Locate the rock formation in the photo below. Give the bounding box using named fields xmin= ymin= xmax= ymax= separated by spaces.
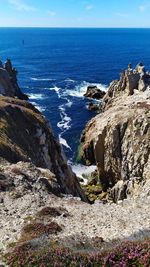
xmin=0 ymin=62 xmax=150 ymax=266
xmin=0 ymin=59 xmax=28 ymax=100
xmin=84 ymin=85 xmax=106 ymax=99
xmin=103 ymin=62 xmax=150 ymax=109
xmin=80 ymin=64 xmax=150 ymax=202
xmin=0 ymin=96 xmax=86 ymax=201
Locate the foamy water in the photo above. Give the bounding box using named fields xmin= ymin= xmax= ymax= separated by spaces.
xmin=27 ymin=78 xmax=107 ymax=156
xmin=66 ymin=81 xmax=107 ymax=98
xmin=30 ymin=102 xmax=46 ymax=112
xmin=70 ymin=163 xmax=97 ymax=184
xmin=31 ymin=77 xmax=55 ymax=81
xmin=29 ymin=93 xmax=46 ymax=100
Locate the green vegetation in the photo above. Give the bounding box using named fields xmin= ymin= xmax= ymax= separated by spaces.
xmin=81 ymin=171 xmax=108 ymax=202
xmin=75 ymin=143 xmax=84 ymax=164
xmin=0 ymin=96 xmax=49 ymax=164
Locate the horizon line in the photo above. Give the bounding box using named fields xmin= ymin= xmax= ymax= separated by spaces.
xmin=0 ymin=26 xmax=150 ymax=29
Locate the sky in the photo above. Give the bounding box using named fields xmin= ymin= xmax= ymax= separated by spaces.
xmin=0 ymin=0 xmax=150 ymax=28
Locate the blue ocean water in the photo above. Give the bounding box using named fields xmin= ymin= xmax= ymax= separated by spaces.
xmin=0 ymin=28 xmax=150 ymax=161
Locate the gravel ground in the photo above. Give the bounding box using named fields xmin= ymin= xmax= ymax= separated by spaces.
xmin=0 ymin=190 xmax=150 ymax=254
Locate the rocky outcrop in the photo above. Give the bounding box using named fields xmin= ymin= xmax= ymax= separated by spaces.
xmin=84 ymin=85 xmax=106 ymax=99
xmin=103 ymin=63 xmax=150 ymax=109
xmin=80 ymin=64 xmax=150 ymax=202
xmin=0 ymin=59 xmax=28 ymax=100
xmin=0 ymin=96 xmax=86 ymax=201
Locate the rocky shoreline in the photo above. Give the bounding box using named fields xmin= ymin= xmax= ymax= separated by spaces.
xmin=80 ymin=63 xmax=150 ymax=202
xmin=0 ymin=60 xmax=150 ymax=266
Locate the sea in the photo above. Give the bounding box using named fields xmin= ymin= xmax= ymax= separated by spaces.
xmin=0 ymin=28 xmax=150 ymax=174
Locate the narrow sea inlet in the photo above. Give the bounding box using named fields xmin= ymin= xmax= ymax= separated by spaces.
xmin=0 ymin=28 xmax=150 ymax=162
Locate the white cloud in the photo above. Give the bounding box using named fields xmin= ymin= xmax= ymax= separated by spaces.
xmin=85 ymin=5 xmax=93 ymax=10
xmin=139 ymin=5 xmax=146 ymax=12
xmin=8 ymin=0 xmax=36 ymax=11
xmin=47 ymin=11 xmax=56 ymax=17
xmin=139 ymin=4 xmax=150 ymax=12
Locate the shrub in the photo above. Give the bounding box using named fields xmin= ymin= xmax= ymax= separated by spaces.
xmin=4 ymin=238 xmax=150 ymax=267
xmin=21 ymin=222 xmax=62 ymax=241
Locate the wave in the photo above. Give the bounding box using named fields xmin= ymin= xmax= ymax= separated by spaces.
xmin=28 ymin=93 xmax=46 ymax=100
xmin=65 ymin=99 xmax=73 ymax=107
xmin=57 ymin=103 xmax=72 ymax=131
xmin=49 ymin=86 xmax=61 ymax=98
xmin=31 ymin=77 xmax=55 ymax=81
xmin=49 ymin=81 xmax=107 ymax=100
xmin=64 ymin=78 xmax=76 ymax=83
xmin=66 ymin=81 xmax=107 ymax=98
xmin=30 ymin=102 xmax=46 ymax=112
xmin=57 ymin=97 xmax=72 ymax=150
xmin=59 ymin=135 xmax=72 ymax=150
xmin=70 ymin=163 xmax=97 ymax=183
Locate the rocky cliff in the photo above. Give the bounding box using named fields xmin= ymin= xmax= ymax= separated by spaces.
xmin=0 ymin=59 xmax=28 ymax=100
xmin=80 ymin=64 xmax=150 ymax=201
xmin=103 ymin=62 xmax=150 ymax=108
xmin=0 ymin=96 xmax=86 ymax=201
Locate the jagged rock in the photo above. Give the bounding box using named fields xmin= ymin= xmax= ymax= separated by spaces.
xmin=103 ymin=63 xmax=150 ymax=109
xmin=0 ymin=96 xmax=86 ymax=201
xmin=84 ymin=85 xmax=105 ymax=100
xmin=0 ymin=59 xmax=28 ymax=100
xmin=80 ymin=64 xmax=150 ymax=200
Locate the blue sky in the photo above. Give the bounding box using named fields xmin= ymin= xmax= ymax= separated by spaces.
xmin=0 ymin=0 xmax=150 ymax=27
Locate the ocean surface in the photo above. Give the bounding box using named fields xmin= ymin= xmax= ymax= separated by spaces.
xmin=0 ymin=28 xmax=150 ymax=164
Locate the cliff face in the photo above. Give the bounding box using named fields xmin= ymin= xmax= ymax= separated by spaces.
xmin=0 ymin=59 xmax=28 ymax=100
xmin=0 ymin=96 xmax=86 ymax=200
xmin=81 ymin=64 xmax=150 ymax=201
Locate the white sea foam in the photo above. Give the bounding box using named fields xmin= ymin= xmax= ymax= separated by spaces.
xmin=57 ymin=112 xmax=72 ymax=130
xmin=31 ymin=77 xmax=55 ymax=81
xmin=57 ymin=97 xmax=72 ymax=132
xmin=65 ymin=78 xmax=76 ymax=83
xmin=65 ymin=99 xmax=73 ymax=107
xmin=66 ymin=81 xmax=107 ymax=98
xmin=30 ymin=102 xmax=46 ymax=112
xmin=70 ymin=163 xmax=97 ymax=184
xmin=29 ymin=93 xmax=45 ymax=100
xmin=59 ymin=135 xmax=72 ymax=150
xmin=49 ymin=86 xmax=61 ymax=98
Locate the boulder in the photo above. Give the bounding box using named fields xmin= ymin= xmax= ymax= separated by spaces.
xmin=84 ymin=85 xmax=105 ymax=100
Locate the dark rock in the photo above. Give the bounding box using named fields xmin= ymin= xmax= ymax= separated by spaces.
xmin=84 ymin=86 xmax=105 ymax=100
xmin=0 ymin=59 xmax=28 ymax=100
